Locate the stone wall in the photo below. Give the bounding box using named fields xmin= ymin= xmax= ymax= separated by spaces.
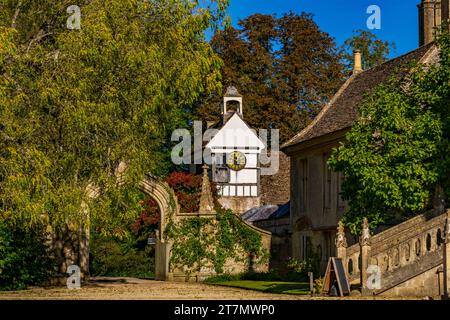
xmin=260 ymin=151 xmax=290 ymax=206
xmin=169 ymin=215 xmax=272 ymax=282
xmin=253 ymin=217 xmax=291 ymax=271
xmin=382 ymin=265 xmax=443 ymax=297
xmin=219 ymin=196 xmax=260 ymax=214
xmin=46 ymin=224 xmax=90 ymax=286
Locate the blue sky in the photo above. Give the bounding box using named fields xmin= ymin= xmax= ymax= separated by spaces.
xmin=219 ymin=0 xmax=420 ymax=58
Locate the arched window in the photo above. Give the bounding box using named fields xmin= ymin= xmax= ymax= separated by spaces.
xmin=426 ymin=233 xmax=432 ymax=251
xmin=437 ymin=229 xmax=442 ymax=247
xmin=415 ymin=239 xmax=421 ymax=257
xmin=348 ymin=259 xmax=354 ymax=275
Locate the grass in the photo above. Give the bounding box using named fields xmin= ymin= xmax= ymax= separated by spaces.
xmin=211 ymin=280 xmax=310 ymax=295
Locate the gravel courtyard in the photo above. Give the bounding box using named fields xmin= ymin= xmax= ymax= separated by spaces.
xmin=0 ymin=277 xmax=302 ymax=300
xmin=0 ymin=277 xmax=425 ymax=300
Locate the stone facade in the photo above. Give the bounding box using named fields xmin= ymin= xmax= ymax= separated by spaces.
xmin=219 ymin=196 xmax=261 ymax=214
xmin=259 ymin=151 xmax=290 ymax=206
xmin=286 ymin=137 xmax=350 ymax=272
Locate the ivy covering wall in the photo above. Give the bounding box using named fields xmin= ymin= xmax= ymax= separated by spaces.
xmin=167 ymin=208 xmax=269 ymax=275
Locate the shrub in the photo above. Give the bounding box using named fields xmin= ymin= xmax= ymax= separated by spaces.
xmin=89 ymin=235 xmax=154 ymax=278
xmin=204 ymin=273 xmax=242 ymax=283
xmin=286 ymin=257 xmax=314 ymax=273
xmin=314 ymin=277 xmax=324 ymax=294
xmin=0 ymin=221 xmax=54 ymax=291
xmin=166 ymin=171 xmax=203 ymax=212
xmin=205 ymin=271 xmax=308 ymax=284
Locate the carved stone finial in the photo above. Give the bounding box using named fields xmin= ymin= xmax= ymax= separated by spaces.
xmin=336 ymin=220 xmax=347 ymax=248
xmin=360 ymin=217 xmax=371 ymax=246
xmin=199 ymin=164 xmax=215 ymax=213
xmin=445 ymin=214 xmax=450 ymax=244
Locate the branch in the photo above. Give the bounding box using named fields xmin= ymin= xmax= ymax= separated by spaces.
xmin=11 ymin=0 xmax=22 ymax=28
xmin=26 ymin=30 xmax=52 ymax=54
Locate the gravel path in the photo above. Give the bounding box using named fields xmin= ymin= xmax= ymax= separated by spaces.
xmin=0 ymin=277 xmax=302 ymax=300
xmin=0 ymin=277 xmax=424 ymax=300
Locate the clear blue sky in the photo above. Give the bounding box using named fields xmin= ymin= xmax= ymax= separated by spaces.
xmin=219 ymin=0 xmax=421 ymax=58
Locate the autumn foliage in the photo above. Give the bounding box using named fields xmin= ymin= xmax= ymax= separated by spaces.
xmin=196 ymin=13 xmax=345 ymax=143
xmin=131 ymin=172 xmax=204 ymax=235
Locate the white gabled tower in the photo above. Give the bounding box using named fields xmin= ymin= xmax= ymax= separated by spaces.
xmin=206 ymin=86 xmax=265 ymax=214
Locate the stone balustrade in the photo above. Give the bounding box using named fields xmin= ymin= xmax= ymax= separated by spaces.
xmin=336 ymin=209 xmax=450 ymax=296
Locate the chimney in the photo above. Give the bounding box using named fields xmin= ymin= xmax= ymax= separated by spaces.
xmin=419 ymin=0 xmax=437 ymax=46
xmin=353 ymin=50 xmax=363 ymax=74
xmin=435 ymin=1 xmax=442 ymax=28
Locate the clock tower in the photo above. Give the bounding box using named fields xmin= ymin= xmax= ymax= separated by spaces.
xmin=206 ymin=87 xmax=265 ymax=214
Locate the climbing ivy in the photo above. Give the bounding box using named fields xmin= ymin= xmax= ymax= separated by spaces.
xmin=167 ymin=217 xmax=215 ymax=273
xmin=167 ymin=208 xmax=268 ymax=275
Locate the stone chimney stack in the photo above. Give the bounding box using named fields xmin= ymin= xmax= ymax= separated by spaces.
xmin=436 ymin=1 xmax=442 ymax=27
xmin=418 ymin=0 xmax=450 ymax=46
xmin=353 ymin=50 xmax=363 ymax=74
xmin=419 ymin=0 xmax=436 ymax=46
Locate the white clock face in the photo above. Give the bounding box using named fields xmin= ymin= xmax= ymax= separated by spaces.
xmin=227 ymin=151 xmax=246 ymax=171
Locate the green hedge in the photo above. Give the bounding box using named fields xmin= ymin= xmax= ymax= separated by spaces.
xmin=0 ymin=222 xmax=54 ymax=291
xmin=205 ymin=270 xmax=308 ymax=284
xmin=89 ymin=235 xmax=154 ymax=278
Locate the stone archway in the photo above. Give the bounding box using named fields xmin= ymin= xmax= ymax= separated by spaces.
xmin=140 ymin=174 xmax=179 ymax=240
xmin=139 ymin=174 xmax=179 ymax=280
xmin=78 ymin=172 xmax=180 ymax=281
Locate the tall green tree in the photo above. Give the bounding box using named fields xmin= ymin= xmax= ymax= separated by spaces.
xmin=195 ymin=12 xmax=344 ymax=143
xmin=0 ymin=0 xmax=229 ymax=235
xmin=340 ymin=29 xmax=395 ymax=72
xmin=328 ymin=29 xmax=450 ymax=235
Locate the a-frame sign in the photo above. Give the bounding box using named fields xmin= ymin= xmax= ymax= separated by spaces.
xmin=322 ymin=257 xmax=350 ymax=297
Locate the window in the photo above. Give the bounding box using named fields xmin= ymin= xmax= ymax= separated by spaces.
xmin=213 ymin=167 xmax=230 ymax=183
xmin=337 ymin=171 xmax=346 ymax=209
xmin=301 ymin=235 xmax=312 ymax=260
xmin=324 ymin=232 xmax=333 ymax=258
xmin=323 ymin=153 xmax=332 ymax=211
xmin=299 ymin=159 xmax=308 ymax=212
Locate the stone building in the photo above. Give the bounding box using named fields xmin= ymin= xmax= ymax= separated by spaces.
xmin=281 ymin=0 xmax=446 ymax=273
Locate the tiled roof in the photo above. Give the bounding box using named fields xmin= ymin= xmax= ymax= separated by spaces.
xmin=241 ymin=202 xmax=290 ymax=223
xmin=282 ymin=43 xmax=437 ymax=150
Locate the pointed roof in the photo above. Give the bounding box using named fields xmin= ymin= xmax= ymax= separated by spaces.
xmin=206 ymin=113 xmax=265 ymax=152
xmin=224 ymin=86 xmax=242 ymax=97
xmin=282 ymin=43 xmax=438 ymax=152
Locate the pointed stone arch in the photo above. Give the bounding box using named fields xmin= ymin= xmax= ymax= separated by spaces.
xmin=139 ymin=174 xmax=180 ymax=280
xmin=80 ymin=173 xmax=180 ymax=281
xmin=140 ymin=174 xmax=179 ymax=240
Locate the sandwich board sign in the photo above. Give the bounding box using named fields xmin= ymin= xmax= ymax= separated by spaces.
xmin=322 ymin=257 xmax=350 ymax=297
